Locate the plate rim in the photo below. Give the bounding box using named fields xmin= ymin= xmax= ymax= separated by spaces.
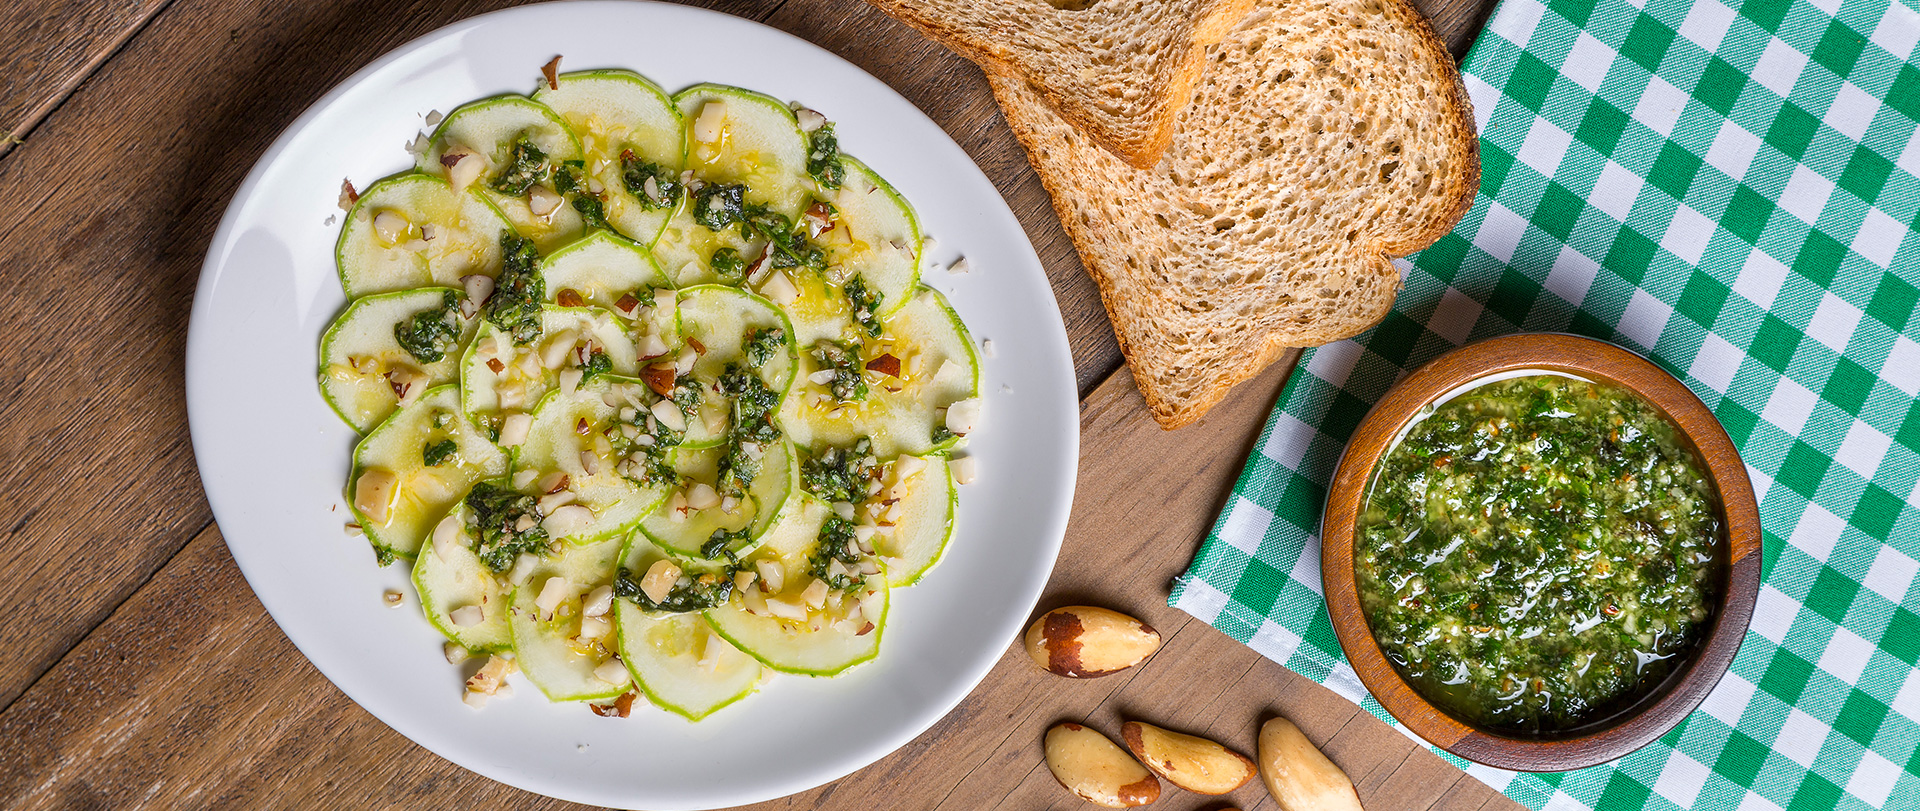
xmin=184 ymin=2 xmax=1079 ymax=806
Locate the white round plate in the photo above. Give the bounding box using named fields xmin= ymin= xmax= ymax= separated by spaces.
xmin=185 ymin=3 xmax=1078 ymax=808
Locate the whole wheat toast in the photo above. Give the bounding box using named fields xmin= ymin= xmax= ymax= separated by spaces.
xmin=867 ymin=0 xmax=1255 ymax=168
xmin=991 ymin=0 xmax=1479 ymax=429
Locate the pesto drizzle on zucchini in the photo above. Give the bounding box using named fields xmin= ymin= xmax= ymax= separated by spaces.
xmin=394 ymin=290 xmax=462 ymax=363
xmin=484 ymin=232 xmax=544 ymax=345
xmin=1356 ymin=375 xmax=1719 ymax=734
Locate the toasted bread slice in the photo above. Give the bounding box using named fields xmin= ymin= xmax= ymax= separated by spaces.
xmin=990 ymin=0 xmax=1479 ymax=429
xmin=868 ymin=0 xmax=1255 ymax=168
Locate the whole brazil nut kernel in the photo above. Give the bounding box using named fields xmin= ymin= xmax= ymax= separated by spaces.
xmin=1120 ymin=721 xmax=1257 ymax=794
xmin=1023 ymin=606 xmax=1161 ymax=678
xmin=1044 ymin=722 xmax=1161 ymax=807
xmin=1258 ymin=717 xmax=1364 ymax=811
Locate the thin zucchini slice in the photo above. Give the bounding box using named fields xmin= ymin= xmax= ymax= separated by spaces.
xmin=613 ymin=536 xmax=763 ymax=719
xmin=704 ymin=498 xmax=888 ymax=676
xmin=771 ymin=157 xmax=921 ymax=344
xmin=654 ymin=85 xmax=812 ymax=285
xmin=512 ymin=375 xmax=677 ymax=544
xmin=460 ymin=306 xmax=639 ymax=436
xmin=413 ymin=499 xmax=513 ymax=653
xmin=870 ymin=455 xmax=954 ymax=587
xmin=348 ymin=385 xmax=509 ymax=559
xmin=337 ymin=173 xmax=512 ymax=298
xmin=417 ymin=95 xmax=588 ymax=253
xmin=780 ymin=286 xmax=980 ymax=459
xmin=534 ymin=71 xmax=686 ymax=246
xmin=638 ymin=441 xmax=795 ymax=560
xmin=321 ymin=288 xmax=480 ymax=433
xmin=674 ymin=285 xmax=797 ymax=448
xmin=509 ymin=537 xmax=629 ymax=702
xmin=541 ymin=230 xmax=677 ymax=342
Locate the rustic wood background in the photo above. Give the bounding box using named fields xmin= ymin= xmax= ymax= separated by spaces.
xmin=0 ymin=0 xmax=1513 ymax=807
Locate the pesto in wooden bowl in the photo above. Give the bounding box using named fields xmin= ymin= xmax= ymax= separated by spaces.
xmin=1355 ymin=374 xmax=1720 ymax=735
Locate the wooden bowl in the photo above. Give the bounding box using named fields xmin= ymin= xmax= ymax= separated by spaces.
xmin=1320 ymin=333 xmax=1762 ymax=771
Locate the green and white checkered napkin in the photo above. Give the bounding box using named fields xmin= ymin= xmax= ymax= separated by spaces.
xmin=1168 ymin=0 xmax=1920 ymax=806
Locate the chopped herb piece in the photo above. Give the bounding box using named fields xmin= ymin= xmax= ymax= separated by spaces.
xmin=671 ymin=378 xmax=701 ymax=417
xmin=485 ymin=232 xmax=545 ymax=345
xmin=571 ymin=192 xmax=608 ymax=229
xmin=373 ymin=545 xmax=397 ymax=567
xmin=800 ymin=438 xmax=877 ymax=503
xmin=491 ymin=137 xmax=551 ymax=196
xmin=554 ymin=161 xmax=608 ymax=229
xmin=811 ymin=339 xmax=866 ymax=402
xmin=553 ymin=160 xmax=585 ymax=194
xmin=465 ymin=481 xmax=549 ymax=573
xmin=692 ymin=182 xmax=746 ymax=230
xmin=620 ymin=152 xmax=681 ymax=210
xmin=699 ymin=527 xmax=755 ymax=563
xmin=844 ymin=275 xmax=882 ymax=337
xmin=618 ymin=445 xmax=677 ymax=487
xmin=579 ymin=350 xmax=613 ymax=381
xmin=931 ymin=425 xmax=957 ymax=445
xmin=394 ymin=290 xmax=461 ymax=362
xmin=422 ymin=439 xmax=458 ymax=466
xmin=719 ymin=362 xmax=782 ymax=445
xmin=614 ymin=565 xmax=733 ymax=613
xmin=744 ymin=326 xmax=788 ymax=367
xmin=710 ymin=247 xmax=747 ymax=281
xmin=807 ymin=516 xmax=864 ymax=591
xmin=806 ymin=123 xmax=845 ymax=190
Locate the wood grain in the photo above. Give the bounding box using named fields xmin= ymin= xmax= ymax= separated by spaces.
xmin=0 ymin=362 xmax=1516 ymax=811
xmin=0 ymin=0 xmax=173 ymax=159
xmin=0 ymin=0 xmax=1514 ymax=807
xmin=0 ymin=0 xmax=1111 ymax=716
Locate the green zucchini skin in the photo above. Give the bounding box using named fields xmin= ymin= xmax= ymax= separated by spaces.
xmin=324 ymin=77 xmax=990 ymax=717
xmin=417 ymin=95 xmax=588 ymax=254
xmin=413 ymin=497 xmax=513 ymax=654
xmin=614 ymin=535 xmax=763 ymax=720
xmin=780 ymin=285 xmax=980 ymax=460
xmin=701 ymin=498 xmax=889 ymax=677
xmin=535 ymin=70 xmax=687 ymax=247
xmin=510 ymin=537 xmax=629 ymax=703
xmin=320 ymin=287 xmax=480 ymax=433
xmin=348 ymin=384 xmax=508 ymax=560
xmin=336 ymin=172 xmax=512 ymax=299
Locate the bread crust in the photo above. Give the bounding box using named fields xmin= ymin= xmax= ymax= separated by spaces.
xmin=988 ymin=0 xmax=1480 ymax=429
xmin=866 ymin=0 xmax=1257 ymax=168
xmin=1372 ymin=0 xmax=1480 ymax=256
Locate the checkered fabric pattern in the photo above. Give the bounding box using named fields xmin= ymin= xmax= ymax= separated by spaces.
xmin=1168 ymin=0 xmax=1920 ymax=807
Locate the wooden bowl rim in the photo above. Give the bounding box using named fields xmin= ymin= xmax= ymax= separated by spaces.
xmin=1320 ymin=332 xmax=1762 ymax=772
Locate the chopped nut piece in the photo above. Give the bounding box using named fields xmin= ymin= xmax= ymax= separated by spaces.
xmin=590 ymin=690 xmax=638 ymax=717
xmin=865 ymin=353 xmax=902 ymax=378
xmin=465 ymin=654 xmax=518 ymax=696
xmin=353 ymin=469 xmax=399 ymax=525
xmin=641 ymin=559 xmax=682 ymax=604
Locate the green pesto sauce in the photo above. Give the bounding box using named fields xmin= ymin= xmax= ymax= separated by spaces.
xmin=1356 ymin=375 xmax=1720 ymax=735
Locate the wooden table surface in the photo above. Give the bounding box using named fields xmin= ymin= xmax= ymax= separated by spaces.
xmin=0 ymin=0 xmax=1515 ymax=808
